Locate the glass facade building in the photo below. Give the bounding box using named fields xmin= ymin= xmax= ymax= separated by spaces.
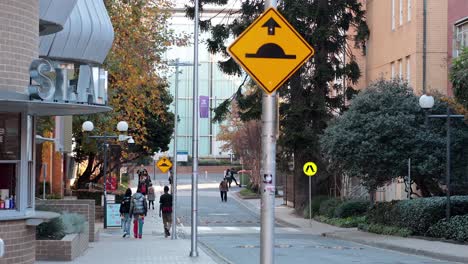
xmin=164 ymin=4 xmax=242 ymax=158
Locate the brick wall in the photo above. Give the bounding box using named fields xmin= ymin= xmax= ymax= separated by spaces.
xmin=0 ymin=220 xmax=35 ymax=264
xmin=36 ymin=200 xmax=96 ymax=242
xmin=0 ymin=0 xmax=38 ymax=99
xmin=36 ymin=224 xmax=89 ymax=261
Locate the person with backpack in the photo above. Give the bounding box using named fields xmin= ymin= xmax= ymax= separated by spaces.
xmin=147 ymin=184 xmax=156 ymax=210
xmin=159 ymin=186 xmax=173 ymax=238
xmin=130 ymin=187 xmax=147 ymax=239
xmin=119 ymin=188 xmax=132 ymax=238
xmin=219 ymin=178 xmax=228 ymax=202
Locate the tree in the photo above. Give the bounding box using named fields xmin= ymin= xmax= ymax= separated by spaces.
xmin=73 ymin=0 xmax=184 ymax=188
xmin=450 ymin=47 xmax=468 ymax=110
xmin=320 ymin=79 xmax=468 ymax=196
xmin=187 ymin=0 xmax=369 ymax=207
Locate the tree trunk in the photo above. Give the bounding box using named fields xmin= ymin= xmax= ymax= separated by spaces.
xmin=76 ymin=154 xmax=96 ymax=189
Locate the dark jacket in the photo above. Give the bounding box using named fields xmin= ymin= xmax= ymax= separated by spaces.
xmin=119 ymin=195 xmax=131 ymax=214
xmin=219 ymin=180 xmax=229 ymax=192
xmin=130 ymin=192 xmax=147 ymax=216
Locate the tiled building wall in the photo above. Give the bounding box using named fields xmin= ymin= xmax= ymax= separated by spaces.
xmin=0 ymin=220 xmax=35 ymax=264
xmin=0 ymin=0 xmax=38 ymax=99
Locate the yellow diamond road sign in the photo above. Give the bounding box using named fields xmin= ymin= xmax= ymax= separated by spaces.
xmin=228 ymin=8 xmax=315 ymax=94
xmin=157 ymin=157 xmax=172 ymax=173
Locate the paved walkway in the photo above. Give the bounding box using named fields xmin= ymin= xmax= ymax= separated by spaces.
xmin=37 ymin=175 xmax=217 ymax=264
xmin=233 ymin=192 xmax=468 ymax=263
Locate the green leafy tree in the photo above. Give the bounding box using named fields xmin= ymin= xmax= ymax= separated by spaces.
xmin=72 ymin=0 xmax=182 ymax=188
xmin=320 ymin=79 xmax=468 ymax=196
xmin=186 ymin=0 xmax=369 ymax=206
xmin=450 ymin=47 xmax=468 ymax=110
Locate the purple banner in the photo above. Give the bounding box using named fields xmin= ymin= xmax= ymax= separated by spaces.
xmin=199 ymin=95 xmax=209 ymax=118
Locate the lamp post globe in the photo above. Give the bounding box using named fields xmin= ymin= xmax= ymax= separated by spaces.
xmin=117 ymin=121 xmax=129 ymax=132
xmin=82 ymin=121 xmax=94 ymax=132
xmin=419 ymin=94 xmax=435 ymax=109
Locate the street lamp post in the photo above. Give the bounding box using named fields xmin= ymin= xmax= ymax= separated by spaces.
xmin=419 ymin=95 xmax=464 ymax=219
xmin=82 ymin=121 xmax=134 ymax=228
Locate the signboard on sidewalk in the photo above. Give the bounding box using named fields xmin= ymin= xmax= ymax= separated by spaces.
xmin=106 ymin=203 xmax=121 ymax=227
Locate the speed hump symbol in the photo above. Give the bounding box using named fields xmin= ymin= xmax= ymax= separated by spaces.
xmin=303 ymin=162 xmax=317 ymax=177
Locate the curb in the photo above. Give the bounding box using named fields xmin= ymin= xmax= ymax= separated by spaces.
xmin=323 ymin=232 xmax=468 ymax=264
xmin=232 ymin=191 xmax=300 ymax=229
xmin=199 ymin=239 xmax=234 ymax=264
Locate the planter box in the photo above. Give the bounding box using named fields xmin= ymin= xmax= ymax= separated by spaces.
xmin=36 ymin=223 xmax=89 ymax=261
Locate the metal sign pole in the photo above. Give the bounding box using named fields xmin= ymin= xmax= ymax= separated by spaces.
xmin=260 ymin=3 xmax=277 ymax=264
xmin=190 ymin=0 xmax=200 ymax=257
xmin=172 ymin=59 xmax=180 ymax=240
xmin=309 ymin=176 xmax=311 ymax=222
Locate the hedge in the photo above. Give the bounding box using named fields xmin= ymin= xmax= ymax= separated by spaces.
xmin=334 ymin=200 xmax=370 ymax=218
xmin=367 ymin=196 xmax=468 ymax=235
xmin=319 ymin=198 xmax=342 ymax=218
xmin=303 ymin=195 xmax=328 ymax=218
xmin=358 ymin=223 xmax=412 ymax=237
xmin=426 ymin=214 xmax=468 ymax=242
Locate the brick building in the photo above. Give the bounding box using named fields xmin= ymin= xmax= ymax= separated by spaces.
xmin=0 ymin=1 xmax=114 ymax=263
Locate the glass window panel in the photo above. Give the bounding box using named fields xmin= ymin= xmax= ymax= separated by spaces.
xmin=0 ymin=163 xmax=17 ymax=210
xmin=0 ymin=113 xmax=21 ymax=160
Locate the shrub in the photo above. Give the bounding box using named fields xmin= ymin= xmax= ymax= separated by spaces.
xmin=334 ymin=200 xmax=370 ymax=218
xmin=395 ymin=196 xmax=468 ymax=235
xmin=367 ymin=200 xmax=399 ymax=226
xmin=359 ymin=223 xmax=412 ymax=237
xmin=60 ymin=213 xmax=86 ymax=234
xmin=303 ymin=195 xmax=328 ymax=218
xmin=319 ymin=198 xmax=342 ymax=218
xmin=426 ymin=214 xmax=468 ymax=242
xmin=36 ymin=217 xmax=65 ymax=240
xmin=316 ymin=215 xmax=367 ymax=228
xmin=368 ymin=196 xmax=468 ymax=235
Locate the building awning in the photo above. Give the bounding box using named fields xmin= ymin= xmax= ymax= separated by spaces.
xmin=0 ymin=99 xmax=112 ymax=116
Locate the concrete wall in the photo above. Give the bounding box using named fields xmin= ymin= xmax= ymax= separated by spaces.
xmin=0 ymin=220 xmax=35 ymax=264
xmin=36 ymin=199 xmax=96 ymax=242
xmin=0 ymin=0 xmax=38 ymax=100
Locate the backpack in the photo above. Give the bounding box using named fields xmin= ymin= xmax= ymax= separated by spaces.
xmin=120 ymin=196 xmax=131 ymax=214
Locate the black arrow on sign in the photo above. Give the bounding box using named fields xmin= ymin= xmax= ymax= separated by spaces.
xmin=262 ymin=18 xmax=281 ymax=35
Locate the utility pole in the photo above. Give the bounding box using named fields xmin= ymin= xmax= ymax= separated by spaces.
xmin=190 ymin=0 xmax=200 ymax=257
xmin=261 ymin=1 xmax=277 ymax=263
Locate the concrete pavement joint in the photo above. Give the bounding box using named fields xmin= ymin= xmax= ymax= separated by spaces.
xmin=323 ymin=232 xmax=466 ymax=264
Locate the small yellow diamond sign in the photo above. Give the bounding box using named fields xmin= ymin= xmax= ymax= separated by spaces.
xmin=228 ymin=8 xmax=315 ymax=94
xmin=157 ymin=157 xmax=172 ymax=173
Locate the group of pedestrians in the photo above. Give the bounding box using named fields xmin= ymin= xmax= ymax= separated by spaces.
xmin=119 ymin=165 xmax=173 ymax=239
xmin=219 ymin=168 xmax=241 ymax=202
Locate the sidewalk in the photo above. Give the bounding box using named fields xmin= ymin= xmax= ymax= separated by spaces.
xmin=37 ymin=175 xmax=218 ymax=264
xmin=233 ymin=192 xmax=468 ymax=263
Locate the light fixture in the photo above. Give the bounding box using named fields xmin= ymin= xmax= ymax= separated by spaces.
xmin=82 ymin=121 xmax=94 ymax=132
xmin=419 ymin=94 xmax=435 ymax=109
xmin=127 ymin=137 xmax=135 ymax=144
xmin=117 ymin=121 xmax=129 ymax=132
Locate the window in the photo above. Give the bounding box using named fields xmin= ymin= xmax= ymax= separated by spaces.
xmin=0 ymin=113 xmax=20 ymax=211
xmin=455 ymin=21 xmax=468 ymax=57
xmin=406 ymin=56 xmax=411 ymax=82
xmin=398 ymin=59 xmax=403 ymax=78
xmin=392 ymin=0 xmax=396 ymax=30
xmin=391 ymin=62 xmax=395 ymax=78
xmin=407 ymin=0 xmax=412 ymax=21
xmin=399 ymin=0 xmax=403 ymax=25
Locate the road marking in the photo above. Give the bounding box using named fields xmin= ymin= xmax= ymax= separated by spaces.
xmin=199 ymin=226 xmax=212 ymax=231
xmin=225 ymin=227 xmax=240 ymax=231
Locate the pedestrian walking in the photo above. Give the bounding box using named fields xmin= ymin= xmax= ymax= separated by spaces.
xmin=147 ymin=184 xmax=155 ymax=210
xmin=130 ymin=187 xmax=147 ymax=239
xmin=136 ymin=164 xmax=148 ymax=177
xmin=159 ymin=186 xmax=173 ymax=238
xmin=229 ymin=168 xmax=240 ymax=187
xmin=119 ymin=188 xmax=132 ymax=238
xmin=138 ymin=174 xmax=151 ymax=195
xmin=219 ymin=178 xmax=228 ymax=202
